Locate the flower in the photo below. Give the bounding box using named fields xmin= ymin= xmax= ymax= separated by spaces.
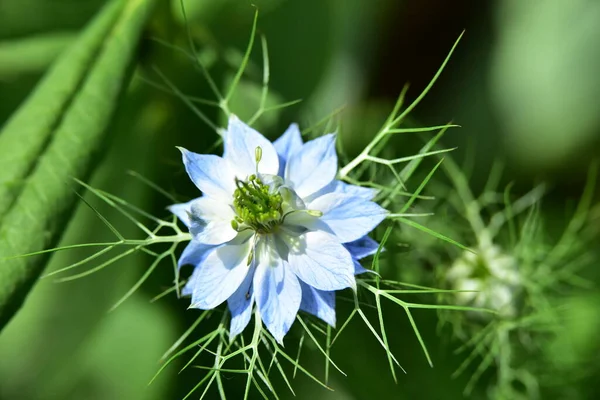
xmin=169 ymin=115 xmax=387 ymax=343
xmin=446 ymin=240 xmax=521 ymax=319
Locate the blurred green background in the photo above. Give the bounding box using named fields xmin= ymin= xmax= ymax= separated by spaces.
xmin=1 ymin=0 xmax=599 ymax=399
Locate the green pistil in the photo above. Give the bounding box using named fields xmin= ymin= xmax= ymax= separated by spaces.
xmin=232 ymin=175 xmax=283 ymax=234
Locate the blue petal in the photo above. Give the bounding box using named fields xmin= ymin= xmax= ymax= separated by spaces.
xmin=353 ymin=260 xmax=370 ymax=275
xmin=299 ymin=281 xmax=335 ymax=327
xmin=167 ymin=199 xmax=197 ymax=227
xmin=178 ymin=240 xmax=215 ymax=269
xmin=190 ymin=235 xmax=253 ymax=309
xmin=273 ymin=123 xmax=303 ymax=176
xmin=344 ymin=235 xmax=380 ymax=260
xmin=286 ymin=230 xmax=355 ymax=291
xmin=178 ymin=148 xmax=236 ymax=200
xmin=227 ymin=265 xmax=256 ymax=339
xmin=285 ymin=133 xmax=337 ymax=198
xmin=254 ymin=257 xmax=301 ymax=344
xmin=309 ymin=193 xmax=387 ymax=243
xmin=223 ymin=115 xmax=279 ymax=178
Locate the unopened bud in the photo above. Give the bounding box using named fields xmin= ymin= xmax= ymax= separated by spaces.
xmin=255 ymin=146 xmax=263 ymax=163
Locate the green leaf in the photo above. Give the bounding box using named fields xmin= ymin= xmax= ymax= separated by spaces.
xmin=0 ymin=32 xmax=76 ymax=78
xmin=0 ymin=0 xmax=157 ymax=331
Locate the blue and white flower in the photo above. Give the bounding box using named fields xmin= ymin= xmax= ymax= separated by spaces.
xmin=169 ymin=115 xmax=387 ymax=343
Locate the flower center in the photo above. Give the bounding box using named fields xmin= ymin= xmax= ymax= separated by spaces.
xmin=232 ymin=175 xmax=283 ymax=234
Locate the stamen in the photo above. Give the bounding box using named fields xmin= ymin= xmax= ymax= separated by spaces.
xmin=255 ymin=146 xmax=262 ymax=163
xmin=255 ymin=146 xmax=262 ymax=174
xmin=231 ymin=174 xmax=284 ymax=234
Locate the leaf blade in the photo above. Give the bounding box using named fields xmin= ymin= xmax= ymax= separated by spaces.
xmin=0 ymin=0 xmax=158 ymax=331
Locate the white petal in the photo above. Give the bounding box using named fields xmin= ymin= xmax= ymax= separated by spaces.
xmin=167 ymin=199 xmax=196 ymax=227
xmin=285 ymin=134 xmax=338 ymax=198
xmin=190 ymin=235 xmax=253 ymax=309
xmin=285 ymin=230 xmax=355 ymax=291
xmin=189 ymin=197 xmax=237 ymax=245
xmin=178 ymin=148 xmax=236 ymax=200
xmin=279 ymin=186 xmax=306 ymax=214
xmin=223 ymin=115 xmax=279 ymax=178
xmin=281 ymin=209 xmax=321 ymax=230
xmin=254 ymin=238 xmax=301 ymax=344
xmin=309 ymin=193 xmax=387 ymax=243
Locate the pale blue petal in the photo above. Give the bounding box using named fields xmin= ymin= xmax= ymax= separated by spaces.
xmin=190 ymin=236 xmax=253 ymax=309
xmin=309 ymin=193 xmax=387 ymax=243
xmin=223 ymin=115 xmax=279 ymax=178
xmin=273 ymin=123 xmax=303 ymax=175
xmin=299 ymin=281 xmax=335 ymax=327
xmin=228 ymin=265 xmax=256 ymax=339
xmin=306 ymin=180 xmax=378 ymax=203
xmin=178 ymin=148 xmax=236 ymax=200
xmin=285 ymin=133 xmax=337 ymax=198
xmin=344 ymin=235 xmax=380 ymax=260
xmin=254 ymin=257 xmax=301 ymax=344
xmin=286 ymin=230 xmax=355 ymax=291
xmin=182 ymin=266 xmax=201 ymax=296
xmin=178 ymin=240 xmax=215 ymax=269
xmin=335 ymin=181 xmax=378 ymax=200
xmin=168 ymin=199 xmax=197 ymax=227
xmin=189 ymin=197 xmax=237 ymax=245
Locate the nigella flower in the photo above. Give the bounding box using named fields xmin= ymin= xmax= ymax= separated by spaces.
xmin=446 ymin=238 xmax=521 ymax=319
xmin=169 ymin=115 xmax=387 ymax=343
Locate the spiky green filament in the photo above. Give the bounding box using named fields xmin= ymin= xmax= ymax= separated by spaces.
xmin=232 ymin=175 xmax=283 ymax=234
